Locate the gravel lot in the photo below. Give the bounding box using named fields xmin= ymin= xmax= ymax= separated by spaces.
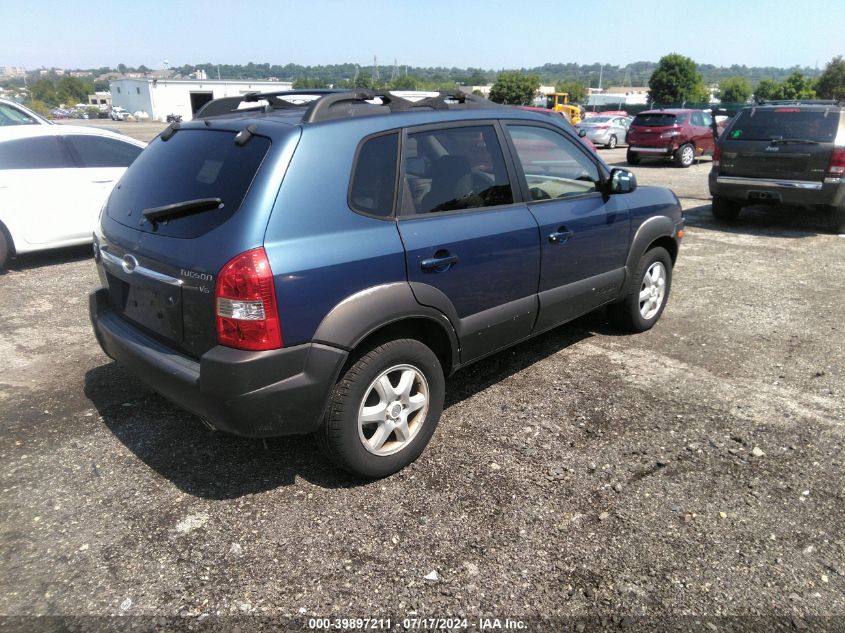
xmin=1 ymin=126 xmax=844 ymax=632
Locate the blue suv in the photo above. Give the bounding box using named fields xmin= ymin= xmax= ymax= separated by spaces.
xmin=89 ymin=90 xmax=684 ymax=478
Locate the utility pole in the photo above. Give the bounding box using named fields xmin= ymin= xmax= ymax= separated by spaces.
xmin=598 ymin=64 xmax=604 ymax=91
xmin=372 ymin=55 xmax=379 ymax=84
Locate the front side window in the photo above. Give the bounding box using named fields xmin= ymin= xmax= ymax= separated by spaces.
xmin=349 ymin=132 xmax=398 ymax=217
xmin=506 ymin=125 xmax=600 ymax=201
xmin=691 ymin=112 xmax=705 ymax=126
xmin=401 ymin=125 xmax=513 ymax=214
xmin=0 ymin=136 xmax=74 ymax=169
xmin=66 ymin=135 xmax=143 ymax=168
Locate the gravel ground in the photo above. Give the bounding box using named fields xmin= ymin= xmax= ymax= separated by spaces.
xmin=1 ymin=138 xmax=843 ymax=632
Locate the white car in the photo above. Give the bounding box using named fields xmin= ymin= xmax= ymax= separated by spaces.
xmin=110 ymin=108 xmax=131 ymax=121
xmin=0 ymin=125 xmax=145 ymax=267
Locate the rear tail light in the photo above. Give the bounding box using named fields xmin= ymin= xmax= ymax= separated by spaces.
xmin=215 ymin=247 xmax=282 ymax=351
xmin=597 ymin=125 xmax=610 ymax=129
xmin=712 ymin=144 xmax=722 ymax=168
xmin=829 ymin=147 xmax=845 ymax=176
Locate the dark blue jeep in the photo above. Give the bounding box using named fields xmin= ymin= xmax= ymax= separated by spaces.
xmin=89 ymin=90 xmax=684 ymax=478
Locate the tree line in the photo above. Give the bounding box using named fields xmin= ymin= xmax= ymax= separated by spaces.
xmin=486 ymin=55 xmax=845 ymax=106
xmin=7 ymin=56 xmax=844 ymax=113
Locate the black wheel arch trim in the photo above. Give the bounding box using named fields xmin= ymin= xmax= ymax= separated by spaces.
xmin=311 ymin=282 xmax=460 ymax=370
xmin=625 ymin=215 xmax=678 ymax=278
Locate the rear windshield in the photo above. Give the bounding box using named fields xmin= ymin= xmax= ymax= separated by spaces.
xmin=106 ymin=129 xmax=270 ymax=238
xmin=632 ymin=113 xmax=677 ymax=127
xmin=726 ymin=109 xmax=839 ymax=142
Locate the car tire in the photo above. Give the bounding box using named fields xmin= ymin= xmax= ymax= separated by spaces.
xmin=626 ymin=149 xmax=641 ymax=165
xmin=674 ymin=143 xmax=695 ymax=168
xmin=608 ymin=247 xmax=673 ymax=333
xmin=712 ymin=196 xmax=742 ymax=221
xmin=316 ymin=338 xmax=445 ymax=478
xmin=607 ymin=135 xmax=618 ymax=149
xmin=828 ymin=206 xmax=845 ymax=234
xmin=0 ymin=230 xmax=11 ymax=269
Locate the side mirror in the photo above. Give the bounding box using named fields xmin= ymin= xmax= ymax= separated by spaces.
xmin=578 ymin=129 xmax=587 ymax=138
xmin=609 ymin=168 xmax=637 ymax=194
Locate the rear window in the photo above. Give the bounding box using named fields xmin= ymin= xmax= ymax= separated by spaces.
xmin=726 ymin=109 xmax=839 ymax=142
xmin=632 ymin=113 xmax=678 ymax=127
xmin=106 ymin=129 xmax=270 ymax=238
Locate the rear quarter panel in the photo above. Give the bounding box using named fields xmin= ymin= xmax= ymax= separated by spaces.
xmin=263 ymin=121 xmax=408 ymax=347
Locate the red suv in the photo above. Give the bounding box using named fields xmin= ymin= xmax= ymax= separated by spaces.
xmin=626 ymin=109 xmax=716 ymax=167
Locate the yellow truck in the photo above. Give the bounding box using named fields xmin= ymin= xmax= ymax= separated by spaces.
xmin=545 ymin=92 xmax=582 ymax=124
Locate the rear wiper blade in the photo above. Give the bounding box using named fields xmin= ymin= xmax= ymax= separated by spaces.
xmin=142 ymin=198 xmax=223 ymax=223
xmin=769 ymin=138 xmax=821 ymax=145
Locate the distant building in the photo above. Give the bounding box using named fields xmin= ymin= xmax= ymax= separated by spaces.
xmin=88 ymin=91 xmax=112 ymax=109
xmin=586 ymin=86 xmax=650 ymax=107
xmin=109 ymin=78 xmax=294 ymax=121
xmin=0 ymin=66 xmax=26 ymax=79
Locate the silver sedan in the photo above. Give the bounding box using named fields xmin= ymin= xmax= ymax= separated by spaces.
xmin=576 ymin=115 xmax=632 ymax=149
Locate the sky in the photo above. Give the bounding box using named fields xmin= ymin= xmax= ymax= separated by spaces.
xmin=4 ymin=0 xmax=844 ymax=72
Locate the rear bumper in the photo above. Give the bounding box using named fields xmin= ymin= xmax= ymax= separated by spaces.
xmin=89 ymin=289 xmax=347 ymax=437
xmin=709 ymin=173 xmax=844 ymax=207
xmin=629 ymin=145 xmax=674 ymax=155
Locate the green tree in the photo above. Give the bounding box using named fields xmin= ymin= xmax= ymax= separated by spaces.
xmin=56 ymin=76 xmax=93 ymax=105
xmin=117 ymin=63 xmax=128 ymax=74
xmin=781 ymin=71 xmax=816 ymax=99
xmin=718 ymin=76 xmax=752 ymax=103
xmin=488 ymin=71 xmax=540 ymax=105
xmin=554 ymin=80 xmax=587 ymax=103
xmin=293 ymin=77 xmax=329 ymax=89
xmin=815 ymin=56 xmax=845 ymax=99
xmin=388 ymin=75 xmax=421 ymax=91
xmin=754 ymin=78 xmax=783 ymax=101
xmin=30 ymin=79 xmax=58 ymax=106
xmin=648 ymin=53 xmax=707 ymax=104
xmin=25 ymin=100 xmax=52 ymax=117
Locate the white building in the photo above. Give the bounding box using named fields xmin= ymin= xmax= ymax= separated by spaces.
xmin=109 ymin=78 xmax=294 ymax=122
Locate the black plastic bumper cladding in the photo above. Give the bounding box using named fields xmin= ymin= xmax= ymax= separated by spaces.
xmin=89 ymin=289 xmax=347 ymax=437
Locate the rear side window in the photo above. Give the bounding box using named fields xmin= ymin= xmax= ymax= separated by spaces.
xmin=0 ymin=136 xmax=74 ymax=169
xmin=349 ymin=133 xmax=398 ymax=218
xmin=727 ymin=109 xmax=839 ymax=142
xmin=66 ymin=135 xmax=143 ymax=167
xmin=0 ymin=103 xmax=39 ymax=126
xmin=401 ymin=125 xmax=513 ymax=214
xmin=106 ymin=129 xmax=271 ymax=238
xmin=632 ymin=113 xmax=677 ymax=127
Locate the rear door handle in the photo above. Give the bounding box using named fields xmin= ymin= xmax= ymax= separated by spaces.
xmin=548 ymin=228 xmax=574 ymax=244
xmin=420 ymin=252 xmax=459 ymax=271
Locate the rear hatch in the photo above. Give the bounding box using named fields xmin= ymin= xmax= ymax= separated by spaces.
xmin=718 ymin=107 xmax=839 ymax=181
xmin=628 ymin=112 xmax=679 ymax=145
xmin=97 ymin=123 xmax=291 ymax=358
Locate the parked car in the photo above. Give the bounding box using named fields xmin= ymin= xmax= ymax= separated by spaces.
xmin=709 ymin=100 xmax=845 ymax=233
xmin=110 ymin=107 xmax=131 ymax=121
xmin=626 ymin=109 xmax=716 ymax=167
xmin=0 ymin=98 xmax=52 ymax=126
xmin=576 ymin=115 xmax=632 ymax=149
xmin=0 ymin=125 xmax=145 ymax=267
xmin=89 ymin=89 xmax=684 ymax=478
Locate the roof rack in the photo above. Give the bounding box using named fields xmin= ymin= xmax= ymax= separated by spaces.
xmin=194 ymin=89 xmax=347 ymax=119
xmin=195 ymin=89 xmax=499 ymax=123
xmin=755 ymin=99 xmax=843 ymax=107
